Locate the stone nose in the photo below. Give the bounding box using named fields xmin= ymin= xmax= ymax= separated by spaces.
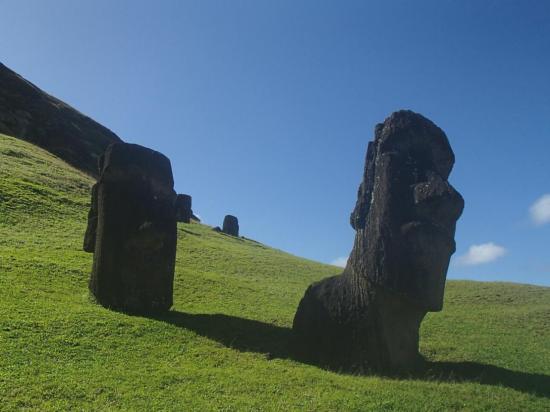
xmin=413 ymin=174 xmax=464 ymax=228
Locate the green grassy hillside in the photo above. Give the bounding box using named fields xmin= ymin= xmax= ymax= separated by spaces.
xmin=0 ymin=133 xmax=549 ymax=411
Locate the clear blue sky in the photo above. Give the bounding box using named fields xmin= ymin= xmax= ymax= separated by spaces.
xmin=2 ymin=0 xmax=549 ymax=286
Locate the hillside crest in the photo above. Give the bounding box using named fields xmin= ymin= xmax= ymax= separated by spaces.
xmin=0 ymin=62 xmax=122 ymax=177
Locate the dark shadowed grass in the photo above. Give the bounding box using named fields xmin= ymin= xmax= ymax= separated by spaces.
xmin=1 ymin=133 xmax=549 ymax=411
xmin=149 ymin=311 xmax=550 ymax=399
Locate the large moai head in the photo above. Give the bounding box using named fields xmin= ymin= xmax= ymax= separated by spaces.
xmin=348 ymin=110 xmax=464 ymax=311
xmin=85 ymin=142 xmax=177 ymax=313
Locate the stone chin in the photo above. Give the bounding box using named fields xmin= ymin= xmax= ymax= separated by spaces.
xmin=397 ymin=220 xmax=456 ymax=312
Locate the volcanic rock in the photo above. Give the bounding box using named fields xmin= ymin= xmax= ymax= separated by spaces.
xmin=175 ymin=194 xmax=192 ymax=223
xmin=85 ymin=142 xmax=177 ymax=313
xmin=292 ymin=110 xmax=464 ymax=372
xmin=222 ymin=215 xmax=239 ymax=236
xmin=83 ymin=184 xmax=98 ymax=252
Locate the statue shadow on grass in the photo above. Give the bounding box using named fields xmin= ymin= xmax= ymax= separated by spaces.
xmin=151 ymin=311 xmax=550 ymax=399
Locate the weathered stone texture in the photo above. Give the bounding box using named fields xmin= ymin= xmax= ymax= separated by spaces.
xmin=85 ymin=142 xmax=177 ymax=313
xmin=83 ymin=184 xmax=98 ymax=253
xmin=293 ymin=110 xmax=464 ymax=372
xmin=175 ymin=194 xmax=192 ymax=223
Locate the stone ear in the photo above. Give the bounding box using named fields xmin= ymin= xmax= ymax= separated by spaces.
xmin=350 ymin=141 xmax=377 ymax=230
xmin=97 ymin=153 xmax=105 ymax=175
xmin=83 ymin=184 xmax=98 ymax=253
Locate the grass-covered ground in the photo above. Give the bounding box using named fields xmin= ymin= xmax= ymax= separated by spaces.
xmin=0 ymin=133 xmax=549 ymax=411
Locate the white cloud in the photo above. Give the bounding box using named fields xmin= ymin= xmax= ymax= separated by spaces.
xmin=330 ymin=256 xmax=348 ymax=268
xmin=530 ymin=194 xmax=550 ymax=225
xmin=456 ymin=242 xmax=507 ymax=266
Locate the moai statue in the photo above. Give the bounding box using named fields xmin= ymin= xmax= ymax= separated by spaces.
xmin=175 ymin=194 xmax=192 ymax=223
xmin=222 ymin=215 xmax=239 ymax=236
xmin=83 ymin=142 xmax=177 ymax=313
xmin=292 ymin=110 xmax=464 ymax=372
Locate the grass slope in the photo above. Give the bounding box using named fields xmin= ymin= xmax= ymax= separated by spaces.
xmin=0 ymin=133 xmax=549 ymax=411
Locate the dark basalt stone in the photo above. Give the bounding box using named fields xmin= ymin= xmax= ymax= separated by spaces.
xmin=84 ymin=142 xmax=177 ymax=313
xmin=293 ymin=110 xmax=464 ymax=372
xmin=222 ymin=215 xmax=239 ymax=237
xmin=175 ymin=194 xmax=192 ymax=223
xmin=212 ymin=226 xmax=222 ymax=232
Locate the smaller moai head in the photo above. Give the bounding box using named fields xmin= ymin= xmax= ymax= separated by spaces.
xmin=87 ymin=142 xmax=177 ymax=313
xmin=222 ymin=215 xmax=239 ymax=237
xmin=349 ymin=111 xmax=464 ymax=312
xmin=175 ymin=194 xmax=192 ymax=223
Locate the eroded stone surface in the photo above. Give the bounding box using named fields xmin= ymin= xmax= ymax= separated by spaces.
xmin=85 ymin=142 xmax=177 ymax=313
xmin=293 ymin=110 xmax=464 ymax=372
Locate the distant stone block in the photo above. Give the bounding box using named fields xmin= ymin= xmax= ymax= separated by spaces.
xmin=175 ymin=194 xmax=192 ymax=223
xmin=222 ymin=215 xmax=239 ymax=237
